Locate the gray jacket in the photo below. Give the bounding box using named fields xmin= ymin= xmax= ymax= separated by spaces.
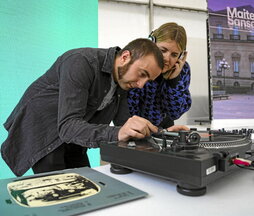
xmin=1 ymin=47 xmax=130 ymax=176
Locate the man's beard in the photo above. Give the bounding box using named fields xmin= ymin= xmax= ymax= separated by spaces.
xmin=117 ymin=60 xmax=133 ymax=80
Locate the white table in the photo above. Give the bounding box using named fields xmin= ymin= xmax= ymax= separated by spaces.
xmin=84 ymin=120 xmax=254 ymax=216
xmin=84 ymin=164 xmax=253 ymax=216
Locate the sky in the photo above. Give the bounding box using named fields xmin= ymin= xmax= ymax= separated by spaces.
xmin=208 ymin=0 xmax=254 ymax=11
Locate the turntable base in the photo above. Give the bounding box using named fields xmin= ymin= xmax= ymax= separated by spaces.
xmin=100 ymin=129 xmax=253 ymax=196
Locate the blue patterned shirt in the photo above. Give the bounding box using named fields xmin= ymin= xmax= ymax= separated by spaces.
xmin=127 ymin=62 xmax=191 ymax=127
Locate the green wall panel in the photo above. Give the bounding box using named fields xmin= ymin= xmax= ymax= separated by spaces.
xmin=0 ymin=0 xmax=98 ymax=179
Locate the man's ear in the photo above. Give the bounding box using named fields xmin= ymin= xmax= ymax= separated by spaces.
xmin=120 ymin=50 xmax=131 ymax=64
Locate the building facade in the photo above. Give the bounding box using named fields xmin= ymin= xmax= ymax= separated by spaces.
xmin=209 ymin=5 xmax=254 ymax=94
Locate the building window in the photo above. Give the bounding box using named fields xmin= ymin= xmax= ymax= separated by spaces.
xmin=249 ymin=54 xmax=254 ymax=78
xmin=233 ymin=60 xmax=239 ymax=77
xmin=230 ymin=27 xmax=240 ymax=40
xmin=232 ymin=53 xmax=241 ymax=78
xmin=233 ymin=60 xmax=239 ymax=72
xmin=247 ymin=31 xmax=254 ymax=41
xmin=213 ymin=25 xmax=224 ymax=39
xmin=251 ymin=83 xmax=254 ymax=90
xmin=217 ymin=25 xmax=222 ymax=34
xmin=247 ymin=35 xmax=254 ymax=41
xmin=233 ymin=81 xmax=240 ymax=87
xmin=214 ymin=52 xmax=224 ymax=76
xmin=251 ymin=60 xmax=254 ymax=78
xmin=233 ymin=27 xmax=239 ymax=35
xmin=216 ymin=59 xmax=222 ymax=76
xmin=251 ymin=61 xmax=254 ymax=79
xmin=216 ymin=80 xmax=222 ymax=87
xmin=251 ymin=61 xmax=254 ymax=73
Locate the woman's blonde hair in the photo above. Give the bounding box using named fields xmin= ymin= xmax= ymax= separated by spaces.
xmin=151 ymin=22 xmax=187 ymax=52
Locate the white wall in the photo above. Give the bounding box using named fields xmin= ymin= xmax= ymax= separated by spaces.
xmin=153 ymin=0 xmax=207 ymax=9
xmin=99 ymin=0 xmax=210 ymax=124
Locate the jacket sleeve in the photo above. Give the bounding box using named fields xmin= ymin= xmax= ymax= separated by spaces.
xmin=113 ymin=89 xmax=131 ymax=126
xmin=57 ymin=53 xmax=120 ymax=148
xmin=160 ymin=62 xmax=192 ymax=120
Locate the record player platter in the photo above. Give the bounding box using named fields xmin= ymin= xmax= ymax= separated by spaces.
xmin=100 ymin=129 xmax=253 ymax=196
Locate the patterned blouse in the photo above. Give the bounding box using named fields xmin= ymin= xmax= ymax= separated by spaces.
xmin=127 ymin=62 xmax=191 ymax=127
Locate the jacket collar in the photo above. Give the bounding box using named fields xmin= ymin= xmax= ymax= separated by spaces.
xmin=101 ymin=46 xmax=121 ymax=74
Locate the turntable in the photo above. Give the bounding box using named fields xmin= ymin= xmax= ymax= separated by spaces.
xmin=100 ymin=128 xmax=254 ymax=196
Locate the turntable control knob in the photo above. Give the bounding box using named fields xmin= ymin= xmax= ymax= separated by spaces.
xmin=187 ymin=132 xmax=201 ymax=145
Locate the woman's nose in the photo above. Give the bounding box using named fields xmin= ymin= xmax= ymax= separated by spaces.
xmin=164 ymin=51 xmax=171 ymax=60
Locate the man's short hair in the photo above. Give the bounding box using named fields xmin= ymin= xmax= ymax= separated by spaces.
xmin=119 ymin=38 xmax=164 ymax=70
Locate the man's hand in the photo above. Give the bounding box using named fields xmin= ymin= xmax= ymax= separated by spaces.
xmin=118 ymin=115 xmax=158 ymax=141
xmin=167 ymin=125 xmax=189 ymax=131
